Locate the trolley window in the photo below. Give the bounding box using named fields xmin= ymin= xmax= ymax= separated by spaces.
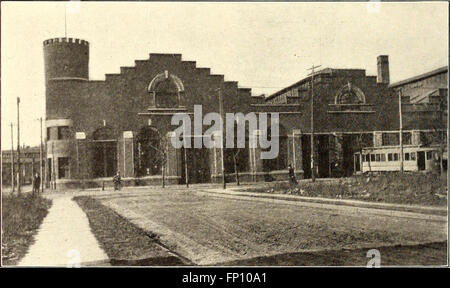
xmin=405 ymin=153 xmax=410 ymax=161
xmin=388 ymin=153 xmax=393 ymax=161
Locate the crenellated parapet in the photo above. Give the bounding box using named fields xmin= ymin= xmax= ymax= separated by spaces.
xmin=43 ymin=37 xmax=89 ymax=46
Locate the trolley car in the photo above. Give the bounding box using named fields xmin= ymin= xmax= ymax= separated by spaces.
xmin=354 ymin=146 xmax=443 ymax=173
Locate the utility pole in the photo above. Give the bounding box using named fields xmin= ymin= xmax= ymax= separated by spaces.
xmin=40 ymin=117 xmax=44 ymax=193
xmin=183 ymin=123 xmax=189 ymax=188
xmin=17 ymin=97 xmax=21 ymax=194
xmin=399 ymin=90 xmax=404 ymax=173
xmin=10 ymin=123 xmax=15 ymax=192
xmin=44 ymin=132 xmax=48 ymax=189
xmin=31 ymin=157 xmax=35 ymax=195
xmin=52 ymin=141 xmax=55 ymax=190
xmin=218 ymin=88 xmax=226 ymax=189
xmin=307 ymin=65 xmax=321 ymax=182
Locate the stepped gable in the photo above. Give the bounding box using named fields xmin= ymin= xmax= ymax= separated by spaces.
xmin=99 ymin=53 xmax=251 ymax=100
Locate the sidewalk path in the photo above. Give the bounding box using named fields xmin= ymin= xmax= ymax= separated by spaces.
xmin=18 ymin=195 xmax=109 ymax=267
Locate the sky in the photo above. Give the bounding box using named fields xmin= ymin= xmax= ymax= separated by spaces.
xmin=1 ymin=1 xmax=448 ymax=150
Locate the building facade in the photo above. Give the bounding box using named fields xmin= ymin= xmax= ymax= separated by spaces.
xmin=1 ymin=147 xmax=45 ymax=187
xmin=43 ymin=37 xmax=447 ymax=189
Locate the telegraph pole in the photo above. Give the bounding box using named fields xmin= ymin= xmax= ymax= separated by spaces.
xmin=218 ymin=88 xmax=226 ymax=189
xmin=40 ymin=117 xmax=44 ymax=192
xmin=52 ymin=141 xmax=55 ymax=190
xmin=399 ymin=90 xmax=404 ymax=173
xmin=10 ymin=123 xmax=15 ymax=192
xmin=183 ymin=122 xmax=189 ymax=188
xmin=17 ymin=97 xmax=21 ymax=194
xmin=308 ymin=65 xmax=321 ymax=182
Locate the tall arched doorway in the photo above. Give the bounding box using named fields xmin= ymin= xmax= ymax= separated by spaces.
xmin=92 ymin=126 xmax=117 ymax=178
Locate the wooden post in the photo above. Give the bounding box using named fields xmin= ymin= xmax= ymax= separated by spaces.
xmin=399 ymin=90 xmax=404 ymax=173
xmin=52 ymin=141 xmax=56 ymax=190
xmin=233 ymin=151 xmax=240 ymax=186
xmin=31 ymin=157 xmax=35 ymax=195
xmin=40 ymin=117 xmax=44 ymax=193
xmin=183 ymin=123 xmax=189 ymax=188
xmin=10 ymin=123 xmax=15 ymax=192
xmin=307 ymin=65 xmax=321 ymax=182
xmin=17 ymin=97 xmax=21 ymax=194
xmin=218 ymin=88 xmax=226 ymax=189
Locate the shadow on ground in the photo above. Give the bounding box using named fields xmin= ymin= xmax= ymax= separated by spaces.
xmin=216 ymin=242 xmax=447 ymax=266
xmin=110 ymin=256 xmax=186 ymax=266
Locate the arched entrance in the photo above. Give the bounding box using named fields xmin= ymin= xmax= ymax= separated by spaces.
xmin=92 ymin=126 xmax=117 ymax=178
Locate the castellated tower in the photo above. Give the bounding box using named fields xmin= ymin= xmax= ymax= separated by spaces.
xmin=43 ymin=37 xmax=89 ymax=186
xmin=44 ymin=37 xmax=89 ymax=82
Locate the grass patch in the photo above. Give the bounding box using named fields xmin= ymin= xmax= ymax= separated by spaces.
xmin=2 ymin=193 xmax=52 ymax=265
xmin=243 ymin=172 xmax=447 ymax=206
xmin=219 ymin=241 xmax=447 ymax=266
xmin=73 ymin=196 xmax=186 ymax=266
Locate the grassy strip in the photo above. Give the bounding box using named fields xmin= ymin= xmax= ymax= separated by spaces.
xmin=218 ymin=242 xmax=448 ymax=266
xmin=2 ymin=194 xmax=52 ymax=265
xmin=243 ymin=172 xmax=447 ymax=207
xmin=73 ymin=196 xmax=186 ymax=266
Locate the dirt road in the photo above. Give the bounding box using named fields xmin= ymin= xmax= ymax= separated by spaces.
xmin=90 ymin=187 xmax=447 ymax=265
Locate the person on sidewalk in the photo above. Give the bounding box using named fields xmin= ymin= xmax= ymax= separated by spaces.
xmin=33 ymin=173 xmax=41 ymax=194
xmin=113 ymin=171 xmax=121 ymax=191
xmin=288 ymin=164 xmax=298 ymax=186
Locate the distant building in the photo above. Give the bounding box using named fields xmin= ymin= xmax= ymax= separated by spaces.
xmin=1 ymin=147 xmax=45 ymax=187
xmin=391 ymin=66 xmax=447 ymax=131
xmin=252 ymin=60 xmax=447 ymax=176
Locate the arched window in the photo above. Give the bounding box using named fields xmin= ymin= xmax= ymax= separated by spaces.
xmin=335 ymin=82 xmax=366 ymax=105
xmin=148 ymin=71 xmax=185 ymax=108
xmin=155 ymin=78 xmax=179 ymax=107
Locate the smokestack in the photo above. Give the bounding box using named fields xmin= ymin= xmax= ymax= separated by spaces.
xmin=377 ymin=55 xmax=390 ymax=84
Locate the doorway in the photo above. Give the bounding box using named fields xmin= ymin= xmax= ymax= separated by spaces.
xmin=354 ymin=154 xmax=361 ymax=172
xmin=301 ymin=135 xmax=311 ymax=179
xmin=342 ymin=135 xmax=354 ymax=177
xmin=417 ymin=151 xmax=426 ymax=171
xmin=136 ymin=126 xmax=163 ymax=177
xmin=317 ymin=135 xmax=330 ymax=178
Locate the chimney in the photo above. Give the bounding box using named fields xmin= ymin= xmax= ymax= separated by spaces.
xmin=377 ymin=55 xmax=390 ymax=84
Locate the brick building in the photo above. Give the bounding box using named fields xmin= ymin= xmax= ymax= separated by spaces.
xmin=391 ymin=66 xmax=447 ymax=132
xmin=1 ymin=147 xmax=45 ymax=187
xmin=43 ymin=37 xmax=447 ymax=188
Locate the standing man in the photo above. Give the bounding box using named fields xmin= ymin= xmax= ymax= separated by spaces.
xmin=288 ymin=164 xmax=298 ymax=186
xmin=113 ymin=171 xmax=121 ymax=191
xmin=33 ymin=173 xmax=41 ymax=194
